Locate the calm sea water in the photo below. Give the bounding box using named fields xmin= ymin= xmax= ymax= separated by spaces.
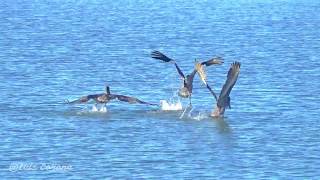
xmin=1 ymin=0 xmax=319 ymax=179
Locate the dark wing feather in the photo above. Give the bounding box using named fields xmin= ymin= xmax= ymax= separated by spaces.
xmin=173 ymin=63 xmax=185 ymax=79
xmin=217 ymin=62 xmax=241 ymax=108
xmin=201 ymin=56 xmax=224 ymax=66
xmin=114 ymin=95 xmax=157 ymax=106
xmin=66 ymin=95 xmax=94 ymax=104
xmin=151 ymin=50 xmax=185 ymax=79
xmin=151 ymin=51 xmax=174 ymax=62
xmin=205 ymin=83 xmax=218 ymax=101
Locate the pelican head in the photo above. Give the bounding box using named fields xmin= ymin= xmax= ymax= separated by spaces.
xmin=105 ymin=85 xmax=110 ymax=95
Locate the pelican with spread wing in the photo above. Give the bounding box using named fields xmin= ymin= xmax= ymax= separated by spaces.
xmin=151 ymin=50 xmax=223 ymax=105
xmin=209 ymin=62 xmax=241 ymax=117
xmin=66 ymin=85 xmax=157 ymax=107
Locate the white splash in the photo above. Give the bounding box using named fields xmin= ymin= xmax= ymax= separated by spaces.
xmin=92 ymin=104 xmax=99 ymax=111
xmin=99 ymin=106 xmax=107 ymax=112
xmin=179 ymin=106 xmax=193 ymax=119
xmin=179 ymin=107 xmax=208 ymax=120
xmin=91 ymin=104 xmax=107 ymax=113
xmin=190 ymin=112 xmax=208 ymax=121
xmin=160 ymin=100 xmax=183 ymax=111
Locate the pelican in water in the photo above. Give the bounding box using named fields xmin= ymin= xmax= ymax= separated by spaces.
xmin=151 ymin=50 xmax=223 ymax=105
xmin=66 ymin=85 xmax=157 ymax=107
xmin=209 ymin=62 xmax=241 ymax=117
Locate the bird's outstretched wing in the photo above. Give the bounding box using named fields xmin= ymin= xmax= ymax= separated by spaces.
xmin=205 ymin=83 xmax=218 ymax=101
xmin=195 ymin=62 xmax=207 ymax=84
xmin=217 ymin=61 xmax=241 ymax=109
xmin=65 ymin=94 xmax=103 ymax=104
xmin=66 ymin=95 xmax=92 ymax=104
xmin=151 ymin=50 xmax=185 ymax=79
xmin=151 ymin=50 xmax=174 ymax=62
xmin=194 ymin=62 xmax=219 ymax=101
xmin=201 ymin=56 xmax=224 ymax=66
xmin=114 ymin=94 xmax=158 ymax=106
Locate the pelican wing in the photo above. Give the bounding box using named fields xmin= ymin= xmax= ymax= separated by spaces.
xmin=173 ymin=63 xmax=186 ymax=79
xmin=151 ymin=50 xmax=185 ymax=79
xmin=194 ymin=62 xmax=218 ymax=101
xmin=195 ymin=62 xmax=207 ymax=84
xmin=151 ymin=51 xmax=174 ymax=62
xmin=66 ymin=94 xmax=98 ymax=104
xmin=205 ymin=83 xmax=218 ymax=101
xmin=217 ymin=62 xmax=241 ymax=108
xmin=114 ymin=95 xmax=157 ymax=106
xmin=196 ymin=56 xmax=223 ymax=85
xmin=201 ymin=56 xmax=224 ymax=66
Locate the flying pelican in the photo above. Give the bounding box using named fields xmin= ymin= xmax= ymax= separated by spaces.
xmin=66 ymin=85 xmax=157 ymax=107
xmin=209 ymin=62 xmax=241 ymax=117
xmin=151 ymin=50 xmax=223 ymax=105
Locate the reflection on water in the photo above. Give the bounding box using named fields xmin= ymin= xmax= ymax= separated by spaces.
xmin=213 ymin=117 xmax=231 ymax=134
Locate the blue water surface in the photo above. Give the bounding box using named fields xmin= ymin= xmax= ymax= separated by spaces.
xmin=0 ymin=0 xmax=319 ymax=179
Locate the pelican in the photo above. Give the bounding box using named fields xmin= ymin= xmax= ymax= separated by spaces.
xmin=66 ymin=85 xmax=157 ymax=107
xmin=151 ymin=50 xmax=223 ymax=105
xmin=209 ymin=62 xmax=241 ymax=117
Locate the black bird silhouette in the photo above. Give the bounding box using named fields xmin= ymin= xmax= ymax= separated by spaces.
xmin=151 ymin=50 xmax=223 ymax=105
